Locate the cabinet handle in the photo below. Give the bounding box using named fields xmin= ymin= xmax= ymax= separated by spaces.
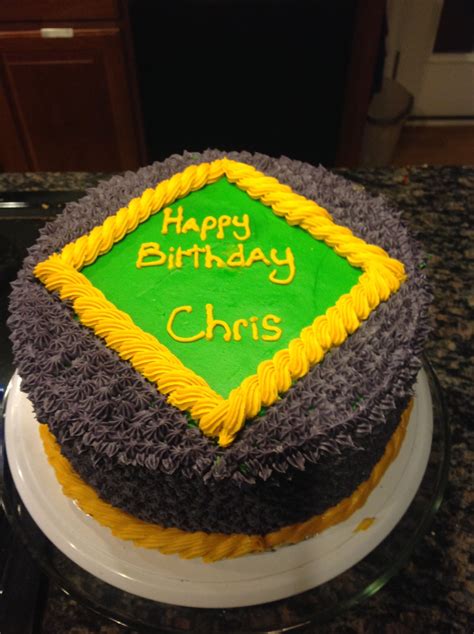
xmin=40 ymin=28 xmax=74 ymax=39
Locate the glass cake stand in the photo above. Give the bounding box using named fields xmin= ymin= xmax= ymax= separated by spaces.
xmin=1 ymin=358 xmax=449 ymax=633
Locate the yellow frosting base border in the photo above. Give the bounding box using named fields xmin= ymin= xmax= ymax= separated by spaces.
xmin=34 ymin=159 xmax=407 ymax=447
xmin=39 ymin=400 xmax=412 ymax=563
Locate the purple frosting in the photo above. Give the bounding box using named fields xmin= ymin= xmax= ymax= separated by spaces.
xmin=8 ymin=151 xmax=431 ymax=534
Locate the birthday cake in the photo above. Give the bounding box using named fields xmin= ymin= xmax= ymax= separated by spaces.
xmin=8 ymin=150 xmax=430 ymax=561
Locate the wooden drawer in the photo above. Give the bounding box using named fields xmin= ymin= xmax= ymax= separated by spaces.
xmin=0 ymin=1 xmax=120 ymax=23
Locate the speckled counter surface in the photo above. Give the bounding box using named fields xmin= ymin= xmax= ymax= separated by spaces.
xmin=1 ymin=165 xmax=472 ymax=633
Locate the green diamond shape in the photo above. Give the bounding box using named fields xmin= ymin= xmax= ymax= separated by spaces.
xmin=82 ymin=178 xmax=361 ymax=398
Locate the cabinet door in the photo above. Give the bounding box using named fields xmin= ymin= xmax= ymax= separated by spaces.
xmin=0 ymin=28 xmax=142 ymax=171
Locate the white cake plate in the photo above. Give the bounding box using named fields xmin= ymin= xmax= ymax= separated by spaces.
xmin=5 ymin=370 xmax=432 ymax=609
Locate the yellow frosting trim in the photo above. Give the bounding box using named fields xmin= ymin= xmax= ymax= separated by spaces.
xmin=354 ymin=517 xmax=376 ymax=532
xmin=39 ymin=400 xmax=412 ymax=563
xmin=34 ymin=159 xmax=406 ymax=447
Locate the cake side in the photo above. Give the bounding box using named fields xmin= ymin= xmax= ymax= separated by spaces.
xmin=38 ymin=401 xmax=412 ymax=562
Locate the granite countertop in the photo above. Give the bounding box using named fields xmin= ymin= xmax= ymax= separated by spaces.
xmin=0 ymin=165 xmax=472 ymax=633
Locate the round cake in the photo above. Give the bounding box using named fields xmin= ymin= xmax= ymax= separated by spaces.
xmin=8 ymin=150 xmax=431 ymax=561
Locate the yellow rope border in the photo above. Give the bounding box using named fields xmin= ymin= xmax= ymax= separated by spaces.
xmin=39 ymin=400 xmax=413 ymax=562
xmin=34 ymin=159 xmax=406 ymax=446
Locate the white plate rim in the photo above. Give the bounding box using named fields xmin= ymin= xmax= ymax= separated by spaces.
xmin=5 ymin=370 xmax=433 ymax=608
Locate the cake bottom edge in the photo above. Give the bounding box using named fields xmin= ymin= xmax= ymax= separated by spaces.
xmin=39 ymin=400 xmax=413 ymax=563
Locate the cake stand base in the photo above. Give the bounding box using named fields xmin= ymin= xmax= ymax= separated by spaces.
xmin=2 ymin=360 xmax=449 ymax=630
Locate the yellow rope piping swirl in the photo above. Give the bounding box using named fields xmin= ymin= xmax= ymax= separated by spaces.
xmin=34 ymin=159 xmax=407 ymax=446
xmin=39 ymin=400 xmax=412 ymax=563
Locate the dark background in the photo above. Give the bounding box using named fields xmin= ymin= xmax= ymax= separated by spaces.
xmin=129 ymin=0 xmax=358 ymax=166
xmin=0 ymin=0 xmax=383 ymax=172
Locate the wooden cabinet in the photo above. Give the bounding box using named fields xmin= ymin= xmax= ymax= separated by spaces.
xmin=0 ymin=1 xmax=144 ymax=172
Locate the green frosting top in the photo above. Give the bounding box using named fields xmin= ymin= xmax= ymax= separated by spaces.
xmin=82 ymin=178 xmax=361 ymax=398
